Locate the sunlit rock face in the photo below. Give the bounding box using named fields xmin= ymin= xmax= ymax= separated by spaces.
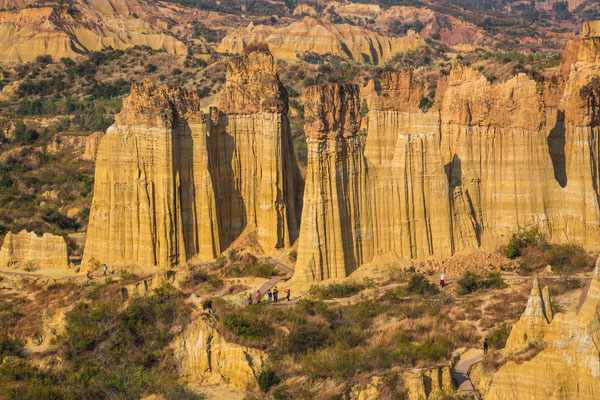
xmin=486 ymin=258 xmax=600 ymax=400
xmin=295 ymin=22 xmax=600 ymax=284
xmin=83 ymin=51 xmax=302 ymax=268
xmin=0 ymin=230 xmax=68 ymax=269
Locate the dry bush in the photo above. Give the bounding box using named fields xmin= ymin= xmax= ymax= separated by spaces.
xmin=243 ymin=42 xmax=270 ymax=53
xmin=481 ymin=349 xmax=502 ymax=371
xmin=225 ymin=283 xmax=247 ymax=295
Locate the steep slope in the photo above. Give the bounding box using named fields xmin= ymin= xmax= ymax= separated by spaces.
xmin=217 ymin=16 xmax=426 ymax=65
xmin=83 ymin=51 xmax=301 ymax=268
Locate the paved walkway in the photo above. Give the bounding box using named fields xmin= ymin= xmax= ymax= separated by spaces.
xmin=254 ymin=257 xmax=294 ymax=300
xmin=0 ymin=269 xmax=118 ymax=279
xmin=452 ymin=350 xmax=483 ymax=399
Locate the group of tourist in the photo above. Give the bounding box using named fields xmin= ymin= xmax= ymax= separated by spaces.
xmin=248 ymin=286 xmax=290 ymax=305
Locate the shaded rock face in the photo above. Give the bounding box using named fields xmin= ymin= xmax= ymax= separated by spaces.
xmin=486 ymin=258 xmax=600 ymax=400
xmin=83 ymin=51 xmax=302 ymax=268
xmin=0 ymin=230 xmax=68 ymax=269
xmin=172 ymin=311 xmax=266 ymax=389
xmin=295 ymin=22 xmax=600 ymax=284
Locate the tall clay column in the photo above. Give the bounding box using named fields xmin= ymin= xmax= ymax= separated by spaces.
xmin=293 ymin=83 xmax=372 ymax=284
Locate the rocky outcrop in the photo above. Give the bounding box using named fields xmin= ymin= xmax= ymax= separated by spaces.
xmin=0 ymin=0 xmax=187 ymax=63
xmin=295 ymin=22 xmax=600 ymax=284
xmin=83 ymin=51 xmax=301 ymax=268
xmin=504 ymin=278 xmax=554 ymax=353
xmin=486 ymin=258 xmax=600 ymax=400
xmin=349 ymin=367 xmax=455 ymax=400
xmin=47 ymin=131 xmax=104 ymax=160
xmin=217 ymin=16 xmax=426 ymax=65
xmin=0 ymin=230 xmax=68 ymax=269
xmin=173 ymin=311 xmax=266 ymax=389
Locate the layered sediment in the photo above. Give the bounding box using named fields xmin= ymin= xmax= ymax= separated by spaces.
xmin=83 ymin=51 xmax=301 ymax=268
xmin=0 ymin=230 xmax=68 ymax=269
xmin=173 ymin=310 xmax=266 ymax=389
xmin=0 ymin=1 xmax=187 ymax=63
xmin=217 ymin=16 xmax=426 ymax=65
xmin=294 ymin=22 xmax=600 ymax=284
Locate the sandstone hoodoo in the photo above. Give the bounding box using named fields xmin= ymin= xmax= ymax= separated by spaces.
xmin=0 ymin=230 xmax=68 ymax=269
xmin=485 ymin=258 xmax=600 ymax=400
xmin=83 ymin=51 xmax=302 ymax=268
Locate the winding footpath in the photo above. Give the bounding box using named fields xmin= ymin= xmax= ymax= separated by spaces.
xmin=452 ymin=351 xmax=483 ymax=399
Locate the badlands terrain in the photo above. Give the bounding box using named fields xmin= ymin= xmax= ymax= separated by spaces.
xmin=0 ymin=0 xmax=600 ymax=399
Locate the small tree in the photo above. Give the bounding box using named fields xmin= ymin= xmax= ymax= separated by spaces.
xmin=258 ymin=368 xmax=280 ymax=392
xmin=360 ymin=98 xmax=369 ymax=118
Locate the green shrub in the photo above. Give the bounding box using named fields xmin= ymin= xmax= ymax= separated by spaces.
xmin=407 ymin=274 xmax=439 ymax=295
xmin=360 ymin=98 xmax=369 ymax=117
xmin=309 ymin=282 xmax=363 ymax=299
xmin=223 ymin=314 xmax=271 ymax=339
xmin=457 ymin=272 xmax=483 ymax=294
xmin=272 ymin=384 xmax=292 ymax=400
xmin=144 ymin=64 xmax=158 ymax=73
xmin=419 ymin=97 xmax=434 ymax=111
xmin=504 ymin=226 xmax=543 ymax=259
xmin=0 ymin=334 xmax=23 ymax=362
xmin=258 ymin=368 xmax=280 ymax=392
xmin=486 ymin=272 xmax=506 ymax=289
xmin=488 ymin=323 xmax=511 ymax=349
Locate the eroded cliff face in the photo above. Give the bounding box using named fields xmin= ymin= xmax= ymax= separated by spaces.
xmin=0 ymin=0 xmax=187 ymax=63
xmin=295 ymin=23 xmax=600 ymax=284
xmin=295 ymin=83 xmax=369 ymax=282
xmin=486 ymin=258 xmax=600 ymax=400
xmin=173 ymin=311 xmax=266 ymax=389
xmin=217 ymin=16 xmax=426 ymax=65
xmin=0 ymin=230 xmax=68 ymax=269
xmin=83 ymin=51 xmax=301 ymax=268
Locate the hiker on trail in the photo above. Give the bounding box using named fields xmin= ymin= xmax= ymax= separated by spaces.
xmin=273 ymin=286 xmax=279 ymax=303
xmin=86 ymin=270 xmax=92 ymax=280
xmin=440 ymin=270 xmax=446 ymax=287
xmin=256 ymin=290 xmax=262 ymax=303
xmin=483 ymin=338 xmax=488 ymax=355
xmin=285 ymin=287 xmax=290 ymax=301
xmin=248 ymin=294 xmax=253 ymax=306
xmin=267 ymin=289 xmax=272 ymax=303
xmin=103 ymin=264 xmax=108 ymax=276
